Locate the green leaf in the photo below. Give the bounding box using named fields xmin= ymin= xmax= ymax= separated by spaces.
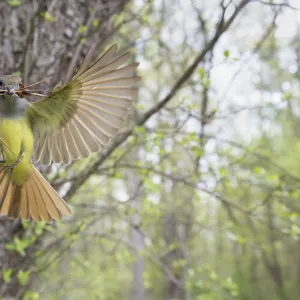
xmin=222 ymin=276 xmax=239 ymax=297
xmin=78 ymin=25 xmax=88 ymax=34
xmin=237 ymin=236 xmax=246 ymax=244
xmin=141 ymin=13 xmax=149 ymax=24
xmin=219 ymin=168 xmax=227 ymax=176
xmin=92 ymin=19 xmax=100 ymax=27
xmin=290 ymin=224 xmax=300 ymax=240
xmin=223 ymin=50 xmax=230 ymax=57
xmin=282 ymin=91 xmax=292 ymax=101
xmin=2 ymin=268 xmax=13 ymax=283
xmin=40 ymin=11 xmax=56 ymax=22
xmin=24 ymin=291 xmax=40 ymax=300
xmin=21 ymin=220 xmax=30 ymax=229
xmin=5 ymin=243 xmax=15 ymax=251
xmin=290 ymin=212 xmax=299 ymax=221
xmin=198 ymin=68 xmax=205 ymax=79
xmin=7 ymin=0 xmax=21 ymax=6
xmin=194 ymin=148 xmax=203 ymax=158
xmin=44 ymin=225 xmax=55 ymax=233
xmin=134 ymin=126 xmax=145 ymax=134
xmin=17 ymin=270 xmax=30 ymax=286
xmin=203 ymin=78 xmax=211 ymax=89
xmin=209 ymin=271 xmax=217 ymax=280
xmin=34 ymin=222 xmax=46 ymax=236
xmin=274 ymin=241 xmax=282 ymax=249
xmin=113 ymin=14 xmax=125 ymax=27
xmin=13 ymin=71 xmax=22 ymax=77
xmin=266 ymin=173 xmax=279 ymax=183
xmin=253 ymin=166 xmax=263 ymax=174
xmin=14 ymin=237 xmax=30 ymax=256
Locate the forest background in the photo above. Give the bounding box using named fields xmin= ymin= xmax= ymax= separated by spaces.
xmin=0 ymin=0 xmax=300 ymax=300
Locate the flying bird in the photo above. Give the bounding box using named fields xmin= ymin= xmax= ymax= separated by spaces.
xmin=0 ymin=45 xmax=139 ymax=222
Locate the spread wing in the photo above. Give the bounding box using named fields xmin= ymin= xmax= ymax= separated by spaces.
xmin=27 ymin=45 xmax=139 ymax=165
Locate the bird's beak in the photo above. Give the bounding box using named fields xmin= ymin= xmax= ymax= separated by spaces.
xmin=6 ymin=87 xmax=15 ymax=95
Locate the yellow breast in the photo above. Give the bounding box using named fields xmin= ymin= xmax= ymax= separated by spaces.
xmin=0 ymin=118 xmax=34 ymax=185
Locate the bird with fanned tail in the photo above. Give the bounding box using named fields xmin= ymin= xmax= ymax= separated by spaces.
xmin=0 ymin=45 xmax=139 ymax=222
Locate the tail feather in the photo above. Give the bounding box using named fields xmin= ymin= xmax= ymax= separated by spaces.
xmin=26 ymin=178 xmax=41 ymax=222
xmin=8 ymin=185 xmax=21 ymax=219
xmin=31 ymin=174 xmax=61 ymax=220
xmin=31 ymin=173 xmax=57 ymax=222
xmin=32 ymin=168 xmax=72 ymax=217
xmin=0 ymin=171 xmax=13 ymax=216
xmin=0 ymin=166 xmax=72 ymax=222
xmin=20 ymin=185 xmax=29 ymax=220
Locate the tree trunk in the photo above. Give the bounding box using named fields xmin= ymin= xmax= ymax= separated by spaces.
xmin=131 ymin=191 xmax=145 ymax=300
xmin=0 ymin=0 xmax=129 ymax=298
xmin=128 ymin=153 xmax=145 ymax=300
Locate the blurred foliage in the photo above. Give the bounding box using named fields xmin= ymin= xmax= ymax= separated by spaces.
xmin=2 ymin=0 xmax=300 ymax=299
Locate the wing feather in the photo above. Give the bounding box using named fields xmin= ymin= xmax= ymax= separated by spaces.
xmin=72 ymin=44 xmax=118 ymax=81
xmin=78 ymin=103 xmax=125 ymax=128
xmin=69 ymin=120 xmax=95 ymax=157
xmin=80 ymin=94 xmax=132 ymax=108
xmin=80 ymin=63 xmax=138 ymax=83
xmin=50 ymin=133 xmax=62 ymax=163
xmin=28 ymin=45 xmax=139 ymax=165
xmin=77 ymin=109 xmax=116 ymax=138
xmin=64 ymin=125 xmax=81 ymax=160
xmin=59 ymin=130 xmax=72 ymax=164
xmin=76 ymin=52 xmax=131 ymax=82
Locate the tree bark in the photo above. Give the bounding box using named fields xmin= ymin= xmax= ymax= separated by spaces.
xmin=130 ymin=174 xmax=145 ymax=300
xmin=0 ymin=0 xmax=129 ymax=298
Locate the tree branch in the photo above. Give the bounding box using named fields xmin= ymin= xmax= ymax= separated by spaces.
xmin=65 ymin=0 xmax=251 ymax=200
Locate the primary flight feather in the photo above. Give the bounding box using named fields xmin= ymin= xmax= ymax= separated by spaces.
xmin=0 ymin=45 xmax=139 ymax=222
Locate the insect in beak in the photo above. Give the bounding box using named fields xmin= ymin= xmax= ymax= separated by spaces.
xmin=17 ymin=88 xmax=32 ymax=98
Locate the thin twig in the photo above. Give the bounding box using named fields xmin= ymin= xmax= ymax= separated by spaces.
xmin=65 ymin=0 xmax=251 ymax=200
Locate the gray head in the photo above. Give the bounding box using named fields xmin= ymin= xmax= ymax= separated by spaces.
xmin=0 ymin=75 xmax=23 ymax=95
xmin=0 ymin=75 xmax=28 ymax=118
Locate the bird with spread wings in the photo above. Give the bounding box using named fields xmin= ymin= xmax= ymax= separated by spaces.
xmin=0 ymin=45 xmax=139 ymax=222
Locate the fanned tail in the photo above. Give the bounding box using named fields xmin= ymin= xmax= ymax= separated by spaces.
xmin=0 ymin=166 xmax=72 ymax=222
